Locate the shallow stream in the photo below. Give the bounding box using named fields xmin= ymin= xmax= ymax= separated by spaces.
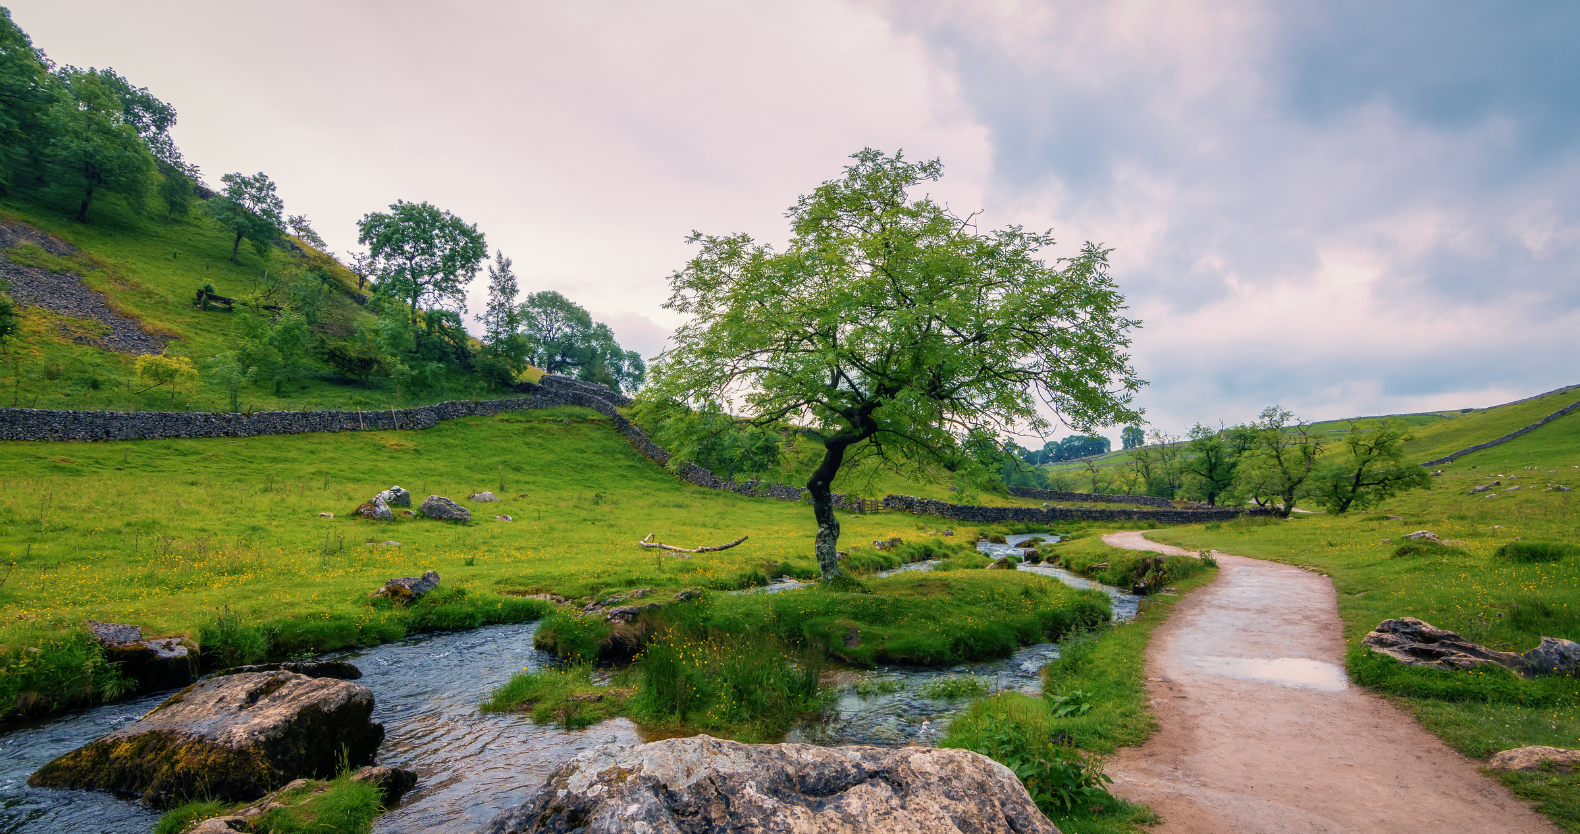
xmin=1 ymin=534 xmax=1136 ymax=834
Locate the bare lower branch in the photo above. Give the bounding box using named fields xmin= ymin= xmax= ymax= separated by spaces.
xmin=637 ymin=533 xmax=749 ymax=555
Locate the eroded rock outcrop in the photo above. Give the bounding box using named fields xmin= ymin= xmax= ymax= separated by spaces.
xmin=29 ymin=671 xmax=383 ymax=806
xmin=87 ymin=620 xmax=193 ymax=692
xmin=377 ymin=486 xmax=412 ymax=507
xmin=478 ymin=735 xmax=1060 ymax=834
xmin=1487 ymin=746 xmax=1580 ymax=773
xmin=1362 ymin=617 xmax=1580 ymax=678
xmin=354 ymin=496 xmax=393 ymax=521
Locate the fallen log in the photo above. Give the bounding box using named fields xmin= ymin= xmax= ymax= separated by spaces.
xmin=638 ymin=533 xmax=749 ymax=556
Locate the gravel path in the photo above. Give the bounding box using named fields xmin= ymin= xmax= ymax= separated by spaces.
xmin=0 ymin=221 xmax=167 ymax=355
xmin=1101 ymin=531 xmax=1558 ymax=833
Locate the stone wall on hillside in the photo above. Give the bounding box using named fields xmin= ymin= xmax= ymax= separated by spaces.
xmin=882 ymin=494 xmax=1268 ymax=524
xmin=1006 ymin=487 xmax=1174 ymax=507
xmin=1421 ymin=396 xmax=1580 ymax=466
xmin=0 ymin=375 xmax=1222 ymax=522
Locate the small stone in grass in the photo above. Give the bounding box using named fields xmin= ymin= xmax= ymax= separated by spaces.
xmin=494 ymin=515 xmax=513 ymax=522
xmin=318 ymin=512 xmax=334 ymax=519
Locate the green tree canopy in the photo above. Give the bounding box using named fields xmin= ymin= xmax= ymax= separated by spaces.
xmin=44 ymin=69 xmax=157 ymax=222
xmin=1121 ymin=425 xmax=1145 ymax=449
xmin=646 ymin=149 xmax=1144 ymax=579
xmin=0 ymin=9 xmax=58 ymax=188
xmin=206 ymin=172 xmax=285 ymax=262
xmin=1234 ymin=406 xmax=1324 ymax=517
xmin=357 ymin=200 xmax=486 ymax=325
xmin=1308 ymin=420 xmax=1431 ymax=514
xmin=517 ymin=290 xmax=645 ymax=394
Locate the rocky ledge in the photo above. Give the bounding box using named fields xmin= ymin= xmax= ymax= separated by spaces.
xmin=1362 ymin=617 xmax=1580 ymax=677
xmin=29 ymin=671 xmax=384 ymax=806
xmin=478 ymin=735 xmax=1060 ymax=834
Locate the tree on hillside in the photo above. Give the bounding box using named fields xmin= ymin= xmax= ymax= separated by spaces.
xmin=517 ymin=290 xmax=645 ymax=394
xmin=1235 ymin=406 xmax=1324 ymax=517
xmin=1307 ymin=420 xmax=1431 ymax=514
xmin=647 ymin=149 xmax=1144 ymax=581
xmin=0 ymin=292 xmax=18 ymax=353
xmin=286 ymin=214 xmax=327 ymax=248
xmin=0 ymin=10 xmax=59 ymax=189
xmin=479 ymin=250 xmax=521 ymax=352
xmin=1181 ymin=422 xmax=1253 ymax=506
xmin=157 ymin=163 xmax=200 ymax=221
xmin=43 ymin=70 xmax=157 ymax=222
xmin=206 ymin=172 xmax=285 ymax=262
xmin=1122 ymin=425 xmax=1144 ymax=449
xmin=357 ymin=200 xmax=487 ymax=325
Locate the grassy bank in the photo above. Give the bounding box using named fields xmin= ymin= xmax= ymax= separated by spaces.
xmin=1145 ymin=415 xmax=1580 ymax=830
xmin=940 ymin=534 xmax=1220 ymax=834
xmin=156 ymin=769 xmax=382 ymax=834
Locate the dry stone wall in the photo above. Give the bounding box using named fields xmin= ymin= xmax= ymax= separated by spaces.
xmin=0 ymin=373 xmax=1229 ymax=523
xmin=883 ymin=494 xmax=1269 ymax=524
xmin=1006 ymin=487 xmax=1173 ymax=507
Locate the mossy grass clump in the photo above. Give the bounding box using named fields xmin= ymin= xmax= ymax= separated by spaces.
xmin=1496 ymin=540 xmax=1578 ymax=563
xmin=625 ymin=626 xmax=823 ymax=741
xmin=532 ymin=612 xmax=611 ymax=664
xmin=922 ymin=675 xmax=991 ymax=699
xmin=0 ymin=628 xmax=134 ymax=721
xmin=155 ymin=799 xmax=228 ymax=834
xmin=480 ymin=665 xmax=626 ymax=729
xmin=1392 ymin=539 xmax=1466 ymax=558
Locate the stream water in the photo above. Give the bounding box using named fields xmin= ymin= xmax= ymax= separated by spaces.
xmin=1 ymin=534 xmax=1136 ymax=834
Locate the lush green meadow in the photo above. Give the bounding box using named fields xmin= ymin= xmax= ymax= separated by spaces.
xmin=1148 ymin=407 xmax=1580 ymax=829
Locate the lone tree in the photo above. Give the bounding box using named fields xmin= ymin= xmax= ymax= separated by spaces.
xmin=357 ymin=200 xmax=487 ymax=325
xmin=207 ymin=172 xmax=284 ymax=262
xmin=1308 ymin=419 xmax=1431 ymax=514
xmin=647 ymin=150 xmax=1144 ymax=580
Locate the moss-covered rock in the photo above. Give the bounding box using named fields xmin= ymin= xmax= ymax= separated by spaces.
xmin=28 ymin=671 xmax=383 ymax=807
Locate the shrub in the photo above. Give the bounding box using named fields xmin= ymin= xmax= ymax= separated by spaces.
xmin=626 ymin=626 xmax=822 ymax=741
xmin=1496 ymin=541 xmax=1578 ymax=564
xmin=1392 ymin=540 xmax=1465 ymax=559
xmin=199 ymin=607 xmax=270 ymax=669
xmin=949 ymin=706 xmax=1116 ymax=817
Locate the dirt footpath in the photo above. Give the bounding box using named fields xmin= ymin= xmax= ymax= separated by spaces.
xmin=1101 ymin=531 xmax=1557 ymax=834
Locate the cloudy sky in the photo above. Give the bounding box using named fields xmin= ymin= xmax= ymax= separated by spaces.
xmin=11 ymin=1 xmax=1579 ymax=443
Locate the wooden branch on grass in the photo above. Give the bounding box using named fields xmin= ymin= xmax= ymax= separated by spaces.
xmin=638 ymin=533 xmax=749 ymax=556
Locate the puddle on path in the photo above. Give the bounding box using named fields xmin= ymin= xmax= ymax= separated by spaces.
xmin=1183 ymin=655 xmax=1349 ymax=692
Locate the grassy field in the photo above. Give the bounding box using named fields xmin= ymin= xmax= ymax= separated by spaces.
xmin=1145 ymin=407 xmax=1580 ymax=829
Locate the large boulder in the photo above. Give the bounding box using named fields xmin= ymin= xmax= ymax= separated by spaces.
xmin=216 ymin=660 xmax=362 ymax=680
xmin=373 ymin=570 xmax=441 ymax=602
xmin=377 ymin=486 xmax=412 ymax=507
xmin=87 ymin=620 xmax=194 ymax=692
xmin=479 ymin=735 xmax=1059 ymax=834
xmin=420 ymin=494 xmax=471 ymax=522
xmin=28 ymin=671 xmax=383 ymax=807
xmin=354 ymin=495 xmax=393 ymax=521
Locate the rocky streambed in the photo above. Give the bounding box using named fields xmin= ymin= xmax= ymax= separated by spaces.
xmin=3 ymin=537 xmax=1135 ymax=834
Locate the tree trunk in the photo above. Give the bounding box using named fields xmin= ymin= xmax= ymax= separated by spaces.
xmin=807 ymin=439 xmax=855 ymax=581
xmin=232 ymin=229 xmax=243 ymax=263
xmin=76 ymin=186 xmax=94 ymax=223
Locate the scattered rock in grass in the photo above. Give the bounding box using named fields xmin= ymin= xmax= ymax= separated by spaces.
xmin=401 ymin=510 xmax=417 ymax=518
xmin=317 ymin=512 xmax=334 ymax=518
xmin=1504 ymin=485 xmax=1521 ymax=492
xmin=1090 ymin=562 xmax=1109 ymax=571
xmin=216 ymin=661 xmax=362 ymax=680
xmin=419 ymin=495 xmax=470 ymax=522
xmin=376 ymin=486 xmax=412 ymax=507
xmin=583 ymin=589 xmax=651 ymax=616
xmin=28 ymin=671 xmax=383 ymax=806
xmin=672 ymin=587 xmax=703 ymax=603
xmin=604 ymin=603 xmax=661 ymax=624
xmin=984 ymin=557 xmax=1010 ymax=570
xmin=353 ymin=496 xmax=393 ymax=521
xmin=374 ymin=540 xmax=401 ymax=547
xmin=86 ymin=620 xmax=194 ymax=692
xmin=469 ymin=491 xmax=499 ymax=502
xmin=1431 ymin=470 xmax=1444 ymax=476
xmin=1404 ymin=530 xmax=1439 ymax=541
xmin=1559 ymin=486 xmax=1573 ymax=492
xmin=373 ymin=570 xmax=441 ymax=602
xmin=1386 ymin=515 xmax=1403 ymax=520
xmin=1382 ymin=539 xmax=1393 ymax=544
xmin=1022 ymin=549 xmax=1042 ymax=564
xmin=1470 ymin=485 xmax=1490 ymax=493
xmin=494 ymin=514 xmax=513 ymax=521
xmin=478 ymin=735 xmax=1058 ymax=834
xmin=1487 ymin=746 xmax=1580 ymax=773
